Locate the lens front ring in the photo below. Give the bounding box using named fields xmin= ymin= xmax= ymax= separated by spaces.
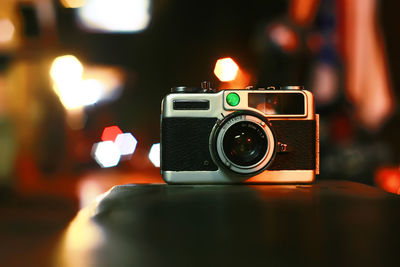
xmin=214 ymin=114 xmax=275 ymax=175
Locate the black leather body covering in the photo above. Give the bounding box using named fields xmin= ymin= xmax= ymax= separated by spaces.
xmin=267 ymin=120 xmax=316 ymax=170
xmin=161 ymin=117 xmax=316 ymax=172
xmin=161 ymin=117 xmax=219 ymax=171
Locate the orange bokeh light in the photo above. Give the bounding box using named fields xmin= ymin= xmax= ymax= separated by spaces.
xmin=375 ymin=167 xmax=400 ymax=194
xmin=290 ymin=0 xmax=319 ymax=26
xmin=214 ymin=57 xmax=239 ymax=82
xmin=101 ymin=126 xmax=123 ymax=142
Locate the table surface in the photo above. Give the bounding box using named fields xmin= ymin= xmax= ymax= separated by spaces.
xmin=52 ymin=180 xmax=400 ymax=267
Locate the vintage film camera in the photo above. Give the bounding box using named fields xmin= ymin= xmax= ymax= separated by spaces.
xmin=161 ymin=82 xmax=319 ymax=184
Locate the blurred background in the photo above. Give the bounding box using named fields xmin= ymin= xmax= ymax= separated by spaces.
xmin=1 ymin=0 xmax=400 ymax=264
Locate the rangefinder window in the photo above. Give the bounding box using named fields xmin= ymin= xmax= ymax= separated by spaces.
xmin=248 ymin=93 xmax=305 ymax=115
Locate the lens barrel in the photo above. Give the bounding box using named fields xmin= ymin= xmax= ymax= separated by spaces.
xmin=222 ymin=121 xmax=268 ymax=167
xmin=214 ymin=113 xmax=275 ymax=175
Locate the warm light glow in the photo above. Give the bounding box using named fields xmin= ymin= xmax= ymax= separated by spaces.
xmin=92 ymin=141 xmax=121 ymax=168
xmin=290 ymin=0 xmax=319 ymax=26
xmin=101 ymin=126 xmax=123 ymax=142
xmin=342 ymin=0 xmax=394 ymax=130
xmin=52 ymin=79 xmax=105 ymax=109
xmin=115 ymin=133 xmax=138 ymax=156
xmin=50 ymin=55 xmax=84 ymax=83
xmin=60 ymin=0 xmax=87 ymax=8
xmin=269 ymin=24 xmax=298 ymax=52
xmin=83 ymin=66 xmax=125 ymax=101
xmin=149 ymin=143 xmax=160 ymax=167
xmin=221 ymin=68 xmax=251 ymax=90
xmin=59 ymin=205 xmax=105 ymax=266
xmin=78 ymin=179 xmax=105 ymax=209
xmin=214 ymin=57 xmax=239 ymax=82
xmin=0 ymin=19 xmax=15 ymax=43
xmin=65 ymin=107 xmax=86 ymax=130
xmin=77 ymin=0 xmax=151 ymax=33
xmin=50 ymin=55 xmax=124 ymax=111
xmin=375 ymin=167 xmax=400 ymax=194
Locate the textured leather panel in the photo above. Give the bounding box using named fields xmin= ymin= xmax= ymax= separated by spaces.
xmin=268 ymin=120 xmax=316 ymax=170
xmin=162 ymin=117 xmax=218 ymax=171
xmin=162 ymin=118 xmax=316 ymax=172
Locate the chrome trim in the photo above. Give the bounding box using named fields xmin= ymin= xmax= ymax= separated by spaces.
xmin=162 ymin=89 xmax=315 ymax=120
xmin=162 ymin=170 xmax=315 ymax=184
xmin=162 ymin=91 xmax=227 ymax=119
xmin=223 ymin=90 xmax=309 ymax=118
xmin=161 ymin=88 xmax=318 ymax=184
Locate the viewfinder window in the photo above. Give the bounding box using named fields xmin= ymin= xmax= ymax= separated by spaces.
xmin=248 ymin=93 xmax=305 ymax=115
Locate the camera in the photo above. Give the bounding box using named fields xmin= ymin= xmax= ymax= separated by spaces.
xmin=161 ymin=82 xmax=319 ymax=184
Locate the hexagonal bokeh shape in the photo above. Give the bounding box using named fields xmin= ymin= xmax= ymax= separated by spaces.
xmin=101 ymin=125 xmax=123 ymax=142
xmin=92 ymin=141 xmax=121 ymax=168
xmin=214 ymin=57 xmax=239 ymax=82
xmin=148 ymin=143 xmax=160 ymax=167
xmin=115 ymin=133 xmax=138 ymax=156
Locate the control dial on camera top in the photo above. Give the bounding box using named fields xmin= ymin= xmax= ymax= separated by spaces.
xmin=171 ymin=86 xmax=201 ymax=93
xmin=171 ymin=81 xmax=215 ymax=93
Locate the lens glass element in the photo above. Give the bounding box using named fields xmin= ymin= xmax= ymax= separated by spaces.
xmin=222 ymin=121 xmax=268 ymax=167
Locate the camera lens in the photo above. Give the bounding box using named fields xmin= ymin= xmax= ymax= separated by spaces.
xmin=214 ymin=113 xmax=275 ymax=174
xmin=222 ymin=121 xmax=269 ymax=167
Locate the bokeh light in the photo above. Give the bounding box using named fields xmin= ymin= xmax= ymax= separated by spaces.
xmin=50 ymin=55 xmax=84 ymax=83
xmin=52 ymin=79 xmax=105 ymax=110
xmin=81 ymin=79 xmax=105 ymax=104
xmin=148 ymin=143 xmax=160 ymax=167
xmin=101 ymin=126 xmax=123 ymax=142
xmin=0 ymin=19 xmax=15 ymax=43
xmin=375 ymin=167 xmax=400 ymax=194
xmin=269 ymin=24 xmax=298 ymax=52
xmin=50 ymin=55 xmax=124 ymax=112
xmin=92 ymin=141 xmax=121 ymax=168
xmin=115 ymin=133 xmax=138 ymax=156
xmin=83 ymin=66 xmax=125 ymax=102
xmin=214 ymin=57 xmax=239 ymax=82
xmin=60 ymin=0 xmax=87 ymax=8
xmin=77 ymin=0 xmax=151 ymax=33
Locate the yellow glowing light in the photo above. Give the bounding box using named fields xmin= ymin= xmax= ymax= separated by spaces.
xmin=50 ymin=55 xmax=124 ymax=112
xmin=53 ymin=79 xmax=105 ymax=110
xmin=50 ymin=55 xmax=84 ymax=83
xmin=60 ymin=0 xmax=87 ymax=8
xmin=50 ymin=55 xmax=107 ymax=110
xmin=61 ymin=207 xmax=105 ymax=259
xmin=77 ymin=0 xmax=151 ymax=33
xmin=214 ymin=57 xmax=239 ymax=82
xmin=0 ymin=19 xmax=15 ymax=43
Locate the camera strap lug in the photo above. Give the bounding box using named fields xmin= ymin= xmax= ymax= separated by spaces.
xmin=277 ymin=142 xmax=289 ymax=153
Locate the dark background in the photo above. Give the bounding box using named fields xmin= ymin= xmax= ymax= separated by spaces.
xmin=2 ymin=0 xmax=400 ymax=266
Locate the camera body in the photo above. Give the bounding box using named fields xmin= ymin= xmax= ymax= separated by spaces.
xmin=161 ymin=83 xmax=319 ymax=184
